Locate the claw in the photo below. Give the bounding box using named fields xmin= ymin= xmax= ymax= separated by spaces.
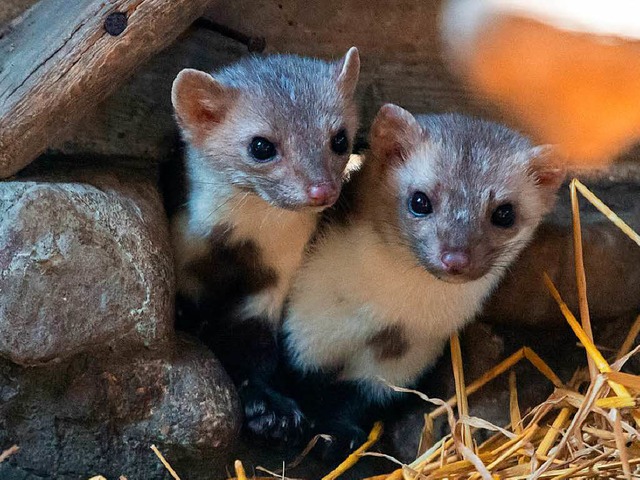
xmin=241 ymin=386 xmax=309 ymax=447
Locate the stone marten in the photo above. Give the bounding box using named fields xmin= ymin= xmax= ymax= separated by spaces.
xmin=169 ymin=48 xmax=361 ymax=442
xmin=265 ymin=106 xmax=564 ymax=459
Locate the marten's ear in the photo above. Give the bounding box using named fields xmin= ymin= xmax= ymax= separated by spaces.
xmin=336 ymin=47 xmax=360 ymax=98
xmin=528 ymin=145 xmax=566 ymax=210
xmin=370 ymin=103 xmax=423 ymax=164
xmin=528 ymin=145 xmax=566 ymax=190
xmin=171 ymin=69 xmax=237 ymax=147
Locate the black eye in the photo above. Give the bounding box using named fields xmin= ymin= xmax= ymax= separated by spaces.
xmin=491 ymin=203 xmax=516 ymax=228
xmin=409 ymin=191 xmax=433 ymax=217
xmin=249 ymin=137 xmax=277 ymax=162
xmin=330 ymin=129 xmax=349 ymax=155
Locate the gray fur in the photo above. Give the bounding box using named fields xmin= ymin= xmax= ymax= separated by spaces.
xmin=280 ymin=109 xmax=563 ymax=406
xmin=172 ymin=49 xmax=361 ymax=322
xmin=362 ymin=111 xmax=563 ymax=283
xmin=180 ymin=53 xmax=360 ymax=211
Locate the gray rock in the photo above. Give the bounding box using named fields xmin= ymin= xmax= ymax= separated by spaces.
xmin=0 ymin=159 xmax=174 ymax=365
xmin=0 ymin=335 xmax=241 ymax=480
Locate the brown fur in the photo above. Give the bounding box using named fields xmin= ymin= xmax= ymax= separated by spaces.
xmin=367 ymin=325 xmax=410 ymax=361
xmin=183 ymin=224 xmax=278 ymax=302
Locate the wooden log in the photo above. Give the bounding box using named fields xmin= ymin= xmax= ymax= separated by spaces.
xmin=50 ymin=28 xmax=248 ymax=161
xmin=0 ymin=0 xmax=211 ymax=178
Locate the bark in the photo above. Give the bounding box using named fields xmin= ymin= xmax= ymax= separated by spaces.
xmin=0 ymin=0 xmax=210 ymax=177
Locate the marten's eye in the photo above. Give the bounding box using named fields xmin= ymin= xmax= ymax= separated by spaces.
xmin=409 ymin=191 xmax=433 ymax=217
xmin=491 ymin=203 xmax=516 ymax=228
xmin=330 ymin=129 xmax=349 ymax=155
xmin=249 ymin=137 xmax=277 ymax=162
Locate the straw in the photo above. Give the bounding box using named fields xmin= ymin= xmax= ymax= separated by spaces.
xmin=543 ymin=273 xmax=640 ymax=427
xmin=573 ymin=179 xmax=640 ymax=247
xmin=321 ymin=422 xmax=383 ymax=480
xmin=570 ymin=179 xmax=597 ymax=380
xmin=234 ymin=460 xmax=248 ymax=480
xmin=0 ymin=445 xmax=19 ymax=464
xmin=151 ymin=445 xmax=181 ymax=480
xmin=450 ymin=333 xmax=473 ymax=449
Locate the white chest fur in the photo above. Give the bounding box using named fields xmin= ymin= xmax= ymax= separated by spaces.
xmin=173 ymin=178 xmax=318 ymax=325
xmin=284 ymin=223 xmax=498 ymax=401
xmin=228 ymin=195 xmax=318 ymax=323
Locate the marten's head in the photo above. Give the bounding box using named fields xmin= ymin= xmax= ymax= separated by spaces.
xmin=172 ymin=48 xmax=360 ymax=211
xmin=364 ymin=106 xmax=564 ymax=283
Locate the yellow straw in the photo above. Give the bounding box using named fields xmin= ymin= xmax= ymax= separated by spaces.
xmin=322 ymin=422 xmax=384 ymax=480
xmin=450 ymin=333 xmax=473 ymax=449
xmin=543 ymin=273 xmax=640 ymax=426
xmin=573 ymin=179 xmax=640 ymax=247
xmin=234 ymin=460 xmax=248 ymax=480
xmin=570 ymin=179 xmax=597 ymax=380
xmin=151 ymin=445 xmax=181 ymax=480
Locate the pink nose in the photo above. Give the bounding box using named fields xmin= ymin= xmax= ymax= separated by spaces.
xmin=440 ymin=251 xmax=471 ymax=275
xmin=307 ymin=183 xmax=338 ymax=207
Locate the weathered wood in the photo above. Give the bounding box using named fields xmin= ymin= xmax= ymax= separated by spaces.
xmin=51 ymin=0 xmax=494 ymax=160
xmin=0 ymin=0 xmax=38 ymax=28
xmin=50 ymin=28 xmax=248 ymax=160
xmin=0 ymin=0 xmax=211 ymax=178
xmin=205 ymin=0 xmax=444 ymax=63
xmin=50 ymin=27 xmax=498 ymax=161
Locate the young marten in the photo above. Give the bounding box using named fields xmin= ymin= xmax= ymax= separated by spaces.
xmin=169 ymin=49 xmax=360 ymax=442
xmin=266 ymin=106 xmax=564 ymax=459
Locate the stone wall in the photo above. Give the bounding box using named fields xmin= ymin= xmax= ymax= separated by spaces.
xmin=0 ymin=161 xmax=241 ymax=479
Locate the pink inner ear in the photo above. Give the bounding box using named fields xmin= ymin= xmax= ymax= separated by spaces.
xmin=174 ymin=81 xmax=235 ymax=149
xmin=372 ymin=135 xmax=409 ymax=167
xmin=390 ymin=142 xmax=405 ymax=161
xmin=535 ymin=167 xmax=564 ymax=186
xmin=175 ymin=84 xmax=219 ymax=123
xmin=387 ymin=136 xmax=415 ymax=163
xmin=190 ymin=96 xmax=223 ymax=125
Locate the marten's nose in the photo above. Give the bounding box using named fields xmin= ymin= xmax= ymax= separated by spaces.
xmin=440 ymin=251 xmax=470 ymax=275
xmin=307 ymin=183 xmax=338 ymax=207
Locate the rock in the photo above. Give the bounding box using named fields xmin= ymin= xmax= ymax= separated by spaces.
xmin=0 ymin=335 xmax=241 ymax=480
xmin=0 ymin=158 xmax=174 ymax=365
xmin=0 ymin=158 xmax=242 ymax=479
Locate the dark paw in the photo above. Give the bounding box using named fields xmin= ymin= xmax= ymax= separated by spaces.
xmin=241 ymin=383 xmax=308 ymax=446
xmin=313 ymin=421 xmax=368 ymax=464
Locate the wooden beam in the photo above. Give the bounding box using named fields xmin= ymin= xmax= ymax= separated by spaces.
xmin=0 ymin=0 xmax=210 ymax=178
